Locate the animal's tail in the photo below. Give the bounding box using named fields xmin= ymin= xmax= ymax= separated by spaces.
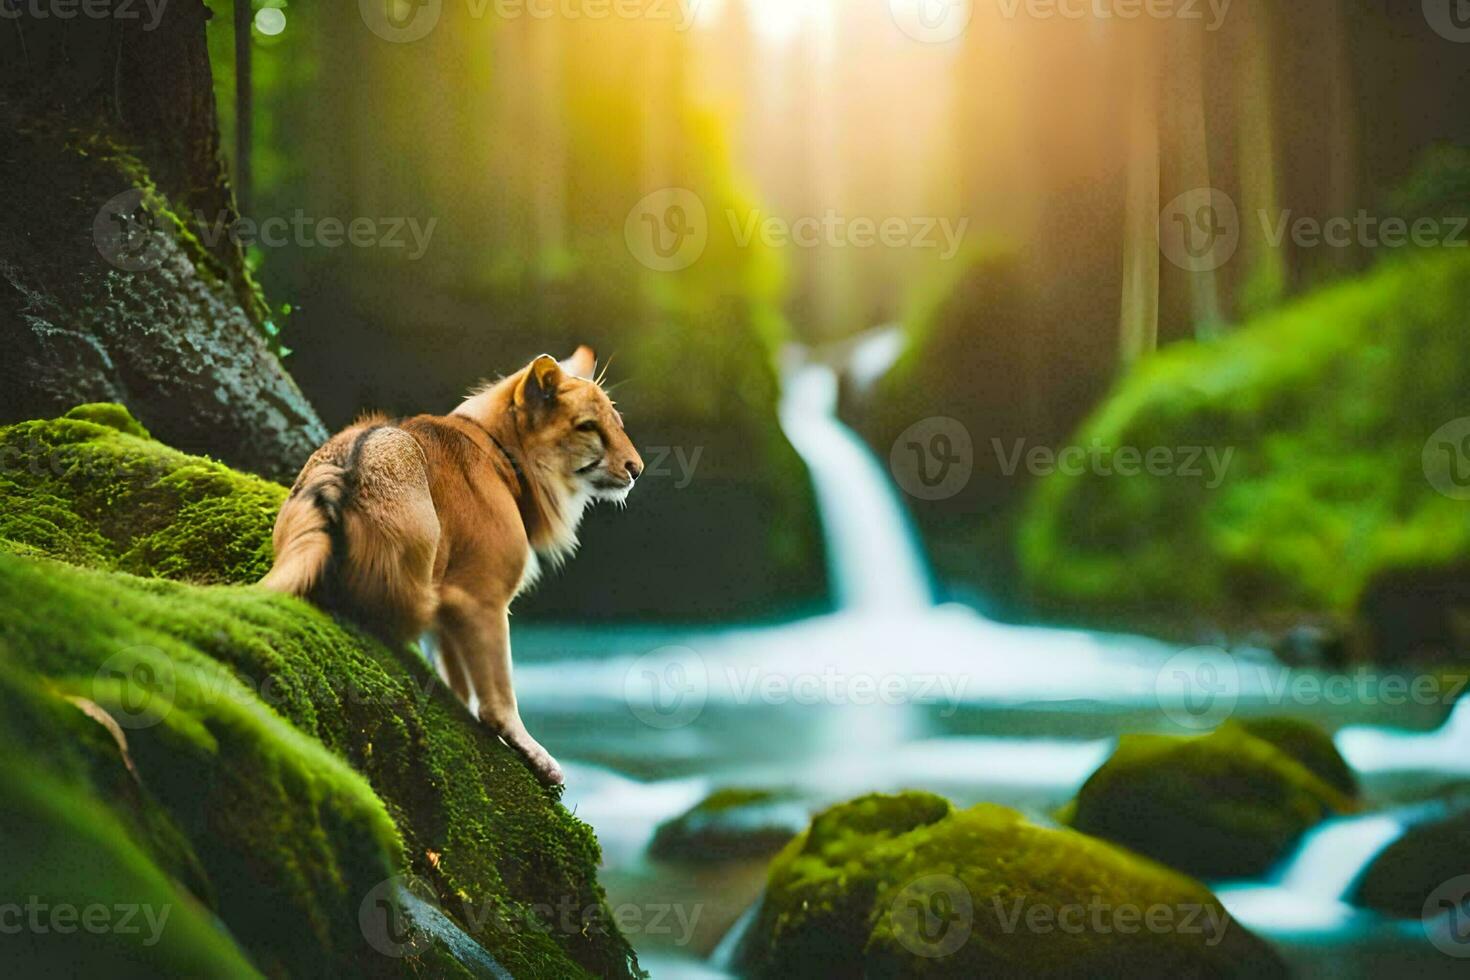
xmin=260 ymin=462 xmax=348 ymax=598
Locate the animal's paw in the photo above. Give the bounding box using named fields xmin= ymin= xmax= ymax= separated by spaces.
xmin=481 ymin=711 xmax=564 ymax=786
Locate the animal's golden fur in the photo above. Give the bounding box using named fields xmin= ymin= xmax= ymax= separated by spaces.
xmin=261 ymin=347 xmax=641 ymax=784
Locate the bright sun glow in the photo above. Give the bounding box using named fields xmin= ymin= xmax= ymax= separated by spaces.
xmin=699 ymin=0 xmax=840 ymax=44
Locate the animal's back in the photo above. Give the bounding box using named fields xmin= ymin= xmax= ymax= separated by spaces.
xmin=261 ymin=419 xmax=441 ymax=641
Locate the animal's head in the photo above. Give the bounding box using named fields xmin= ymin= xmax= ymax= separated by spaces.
xmin=514 ymin=346 xmax=642 ymax=503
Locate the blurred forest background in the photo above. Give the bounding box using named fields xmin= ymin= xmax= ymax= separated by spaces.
xmin=4 ymin=0 xmax=1470 ymax=637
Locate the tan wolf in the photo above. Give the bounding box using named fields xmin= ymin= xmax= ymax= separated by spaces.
xmin=261 ymin=347 xmax=641 ymax=785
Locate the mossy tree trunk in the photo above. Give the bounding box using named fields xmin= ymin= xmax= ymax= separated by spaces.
xmin=0 ymin=0 xmax=325 ymax=480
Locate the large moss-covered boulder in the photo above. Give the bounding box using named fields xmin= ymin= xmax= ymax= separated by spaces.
xmin=1019 ymin=249 xmax=1470 ymax=632
xmin=736 ymin=791 xmax=1286 ymax=979
xmin=1353 ymin=803 xmax=1470 ymax=918
xmin=0 ymin=409 xmax=637 ymax=978
xmin=1067 ymin=723 xmax=1355 ymax=880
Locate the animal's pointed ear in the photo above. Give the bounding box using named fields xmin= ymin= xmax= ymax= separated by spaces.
xmin=560 ymin=345 xmax=596 ymax=381
xmin=515 ymin=354 xmax=563 ymax=408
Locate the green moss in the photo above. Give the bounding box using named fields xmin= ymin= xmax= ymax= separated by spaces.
xmin=1067 ymin=723 xmax=1354 ymax=880
xmin=1018 ymin=249 xmax=1470 ymax=629
xmin=0 ymin=554 xmax=405 ymax=976
xmin=65 ymin=402 xmax=153 ymax=439
xmin=0 ymin=756 xmax=262 ymax=978
xmin=0 ymin=408 xmax=284 ymax=583
xmin=0 ymin=412 xmax=639 ymax=978
xmin=740 ymin=791 xmax=1286 ymax=979
xmin=1237 ymin=716 xmax=1358 ymax=798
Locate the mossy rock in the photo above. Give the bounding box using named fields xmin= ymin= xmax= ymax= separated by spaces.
xmin=0 ymin=411 xmax=638 ymax=978
xmin=1353 ymin=805 xmax=1470 ymax=918
xmin=649 ymin=787 xmax=807 ymax=862
xmin=737 ymin=791 xmax=1287 ymax=979
xmin=1068 ymin=723 xmax=1355 ymax=880
xmin=0 ymin=407 xmax=283 ymax=583
xmin=1018 ymin=249 xmax=1470 ymax=629
xmin=1237 ymin=716 xmax=1358 ymax=798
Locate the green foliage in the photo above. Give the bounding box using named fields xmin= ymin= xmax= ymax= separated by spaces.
xmin=1067 ymin=722 xmax=1354 ymax=880
xmin=1019 ymin=249 xmax=1470 ymax=627
xmin=0 ymin=409 xmax=639 ymax=978
xmin=740 ymin=791 xmax=1287 ymax=978
xmin=1386 ymin=143 xmax=1470 ymax=221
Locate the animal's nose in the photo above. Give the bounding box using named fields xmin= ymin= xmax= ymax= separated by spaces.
xmin=625 ymin=460 xmax=642 ymax=481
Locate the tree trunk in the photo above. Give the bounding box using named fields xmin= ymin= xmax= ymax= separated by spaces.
xmin=0 ymin=0 xmax=325 ymax=481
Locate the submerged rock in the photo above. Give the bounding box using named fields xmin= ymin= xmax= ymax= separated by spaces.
xmin=1067 ymin=722 xmax=1355 ymax=880
xmin=1355 ymin=565 xmax=1470 ymax=665
xmin=736 ymin=791 xmax=1287 ymax=979
xmin=1272 ymin=624 xmax=1349 ymax=670
xmin=0 ymin=410 xmax=637 ymax=978
xmin=649 ymin=787 xmax=808 ymax=862
xmin=1353 ymin=794 xmax=1470 ymax=918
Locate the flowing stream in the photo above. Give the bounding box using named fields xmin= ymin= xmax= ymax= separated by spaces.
xmin=513 ymin=345 xmax=1469 ymax=977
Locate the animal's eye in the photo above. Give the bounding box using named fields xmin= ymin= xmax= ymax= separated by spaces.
xmin=576 ymin=420 xmax=599 ymax=433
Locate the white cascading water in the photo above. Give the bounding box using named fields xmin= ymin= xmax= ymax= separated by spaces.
xmin=777 ymin=360 xmax=932 ymax=613
xmin=1273 ymin=814 xmax=1406 ymax=900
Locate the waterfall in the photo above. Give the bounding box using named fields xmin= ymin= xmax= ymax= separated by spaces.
xmin=1272 ymin=814 xmax=1405 ymax=900
xmin=777 ymin=360 xmax=932 ymax=613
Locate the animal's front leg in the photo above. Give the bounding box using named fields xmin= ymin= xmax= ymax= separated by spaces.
xmin=437 ymin=585 xmax=563 ymax=786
